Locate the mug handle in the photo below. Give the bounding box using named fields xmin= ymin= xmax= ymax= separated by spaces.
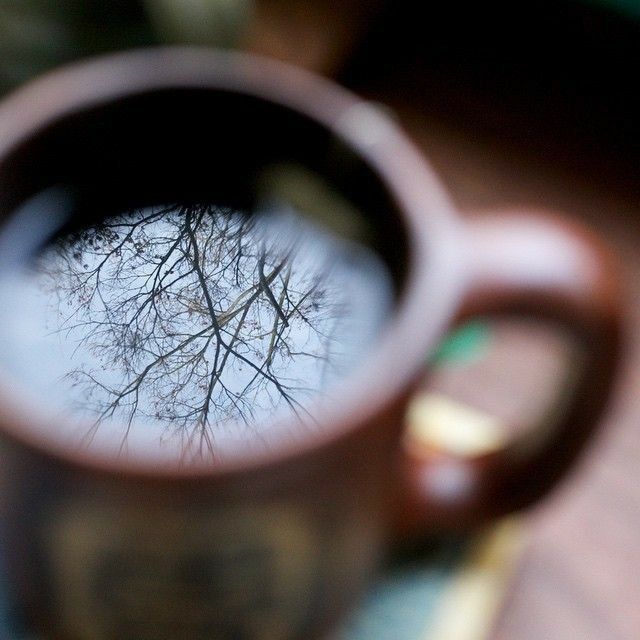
xmin=397 ymin=209 xmax=623 ymax=535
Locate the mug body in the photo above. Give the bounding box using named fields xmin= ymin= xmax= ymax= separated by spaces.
xmin=1 ymin=409 xmax=403 ymax=639
xmin=0 ymin=49 xmax=464 ymax=639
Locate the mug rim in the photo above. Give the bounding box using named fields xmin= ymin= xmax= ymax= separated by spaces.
xmin=0 ymin=47 xmax=466 ymax=478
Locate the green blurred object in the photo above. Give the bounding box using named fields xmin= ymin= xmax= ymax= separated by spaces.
xmin=143 ymin=0 xmax=252 ymax=48
xmin=0 ymin=0 xmax=153 ymax=92
xmin=587 ymin=0 xmax=640 ymax=18
xmin=338 ymin=519 xmax=524 ymax=640
xmin=430 ymin=321 xmax=492 ymax=366
xmin=0 ymin=0 xmax=252 ymax=94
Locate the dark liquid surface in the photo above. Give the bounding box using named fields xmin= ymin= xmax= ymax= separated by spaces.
xmin=0 ymin=200 xmax=393 ymax=461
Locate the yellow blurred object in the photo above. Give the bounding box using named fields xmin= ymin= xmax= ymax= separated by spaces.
xmin=257 ymin=162 xmax=371 ymax=244
xmin=426 ymin=518 xmax=526 ymax=640
xmin=406 ymin=393 xmax=509 ymax=458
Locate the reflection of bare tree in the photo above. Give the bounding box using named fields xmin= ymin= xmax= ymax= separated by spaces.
xmin=38 ymin=204 xmax=350 ymax=460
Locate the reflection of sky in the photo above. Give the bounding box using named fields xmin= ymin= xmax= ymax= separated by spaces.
xmin=0 ymin=199 xmax=393 ymax=460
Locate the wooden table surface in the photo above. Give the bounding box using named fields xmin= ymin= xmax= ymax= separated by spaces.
xmin=395 ymin=108 xmax=640 ymax=640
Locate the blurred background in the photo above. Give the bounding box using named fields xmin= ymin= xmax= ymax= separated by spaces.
xmin=1 ymin=1 xmax=639 ymax=638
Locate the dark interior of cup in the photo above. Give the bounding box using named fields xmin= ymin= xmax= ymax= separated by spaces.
xmin=0 ymin=88 xmax=409 ymax=286
xmin=0 ymin=84 xmax=419 ymax=460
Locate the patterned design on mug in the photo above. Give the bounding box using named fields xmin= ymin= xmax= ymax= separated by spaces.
xmin=44 ymin=502 xmax=319 ymax=639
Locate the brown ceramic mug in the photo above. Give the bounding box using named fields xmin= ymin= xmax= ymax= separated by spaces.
xmin=0 ymin=49 xmax=622 ymax=639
